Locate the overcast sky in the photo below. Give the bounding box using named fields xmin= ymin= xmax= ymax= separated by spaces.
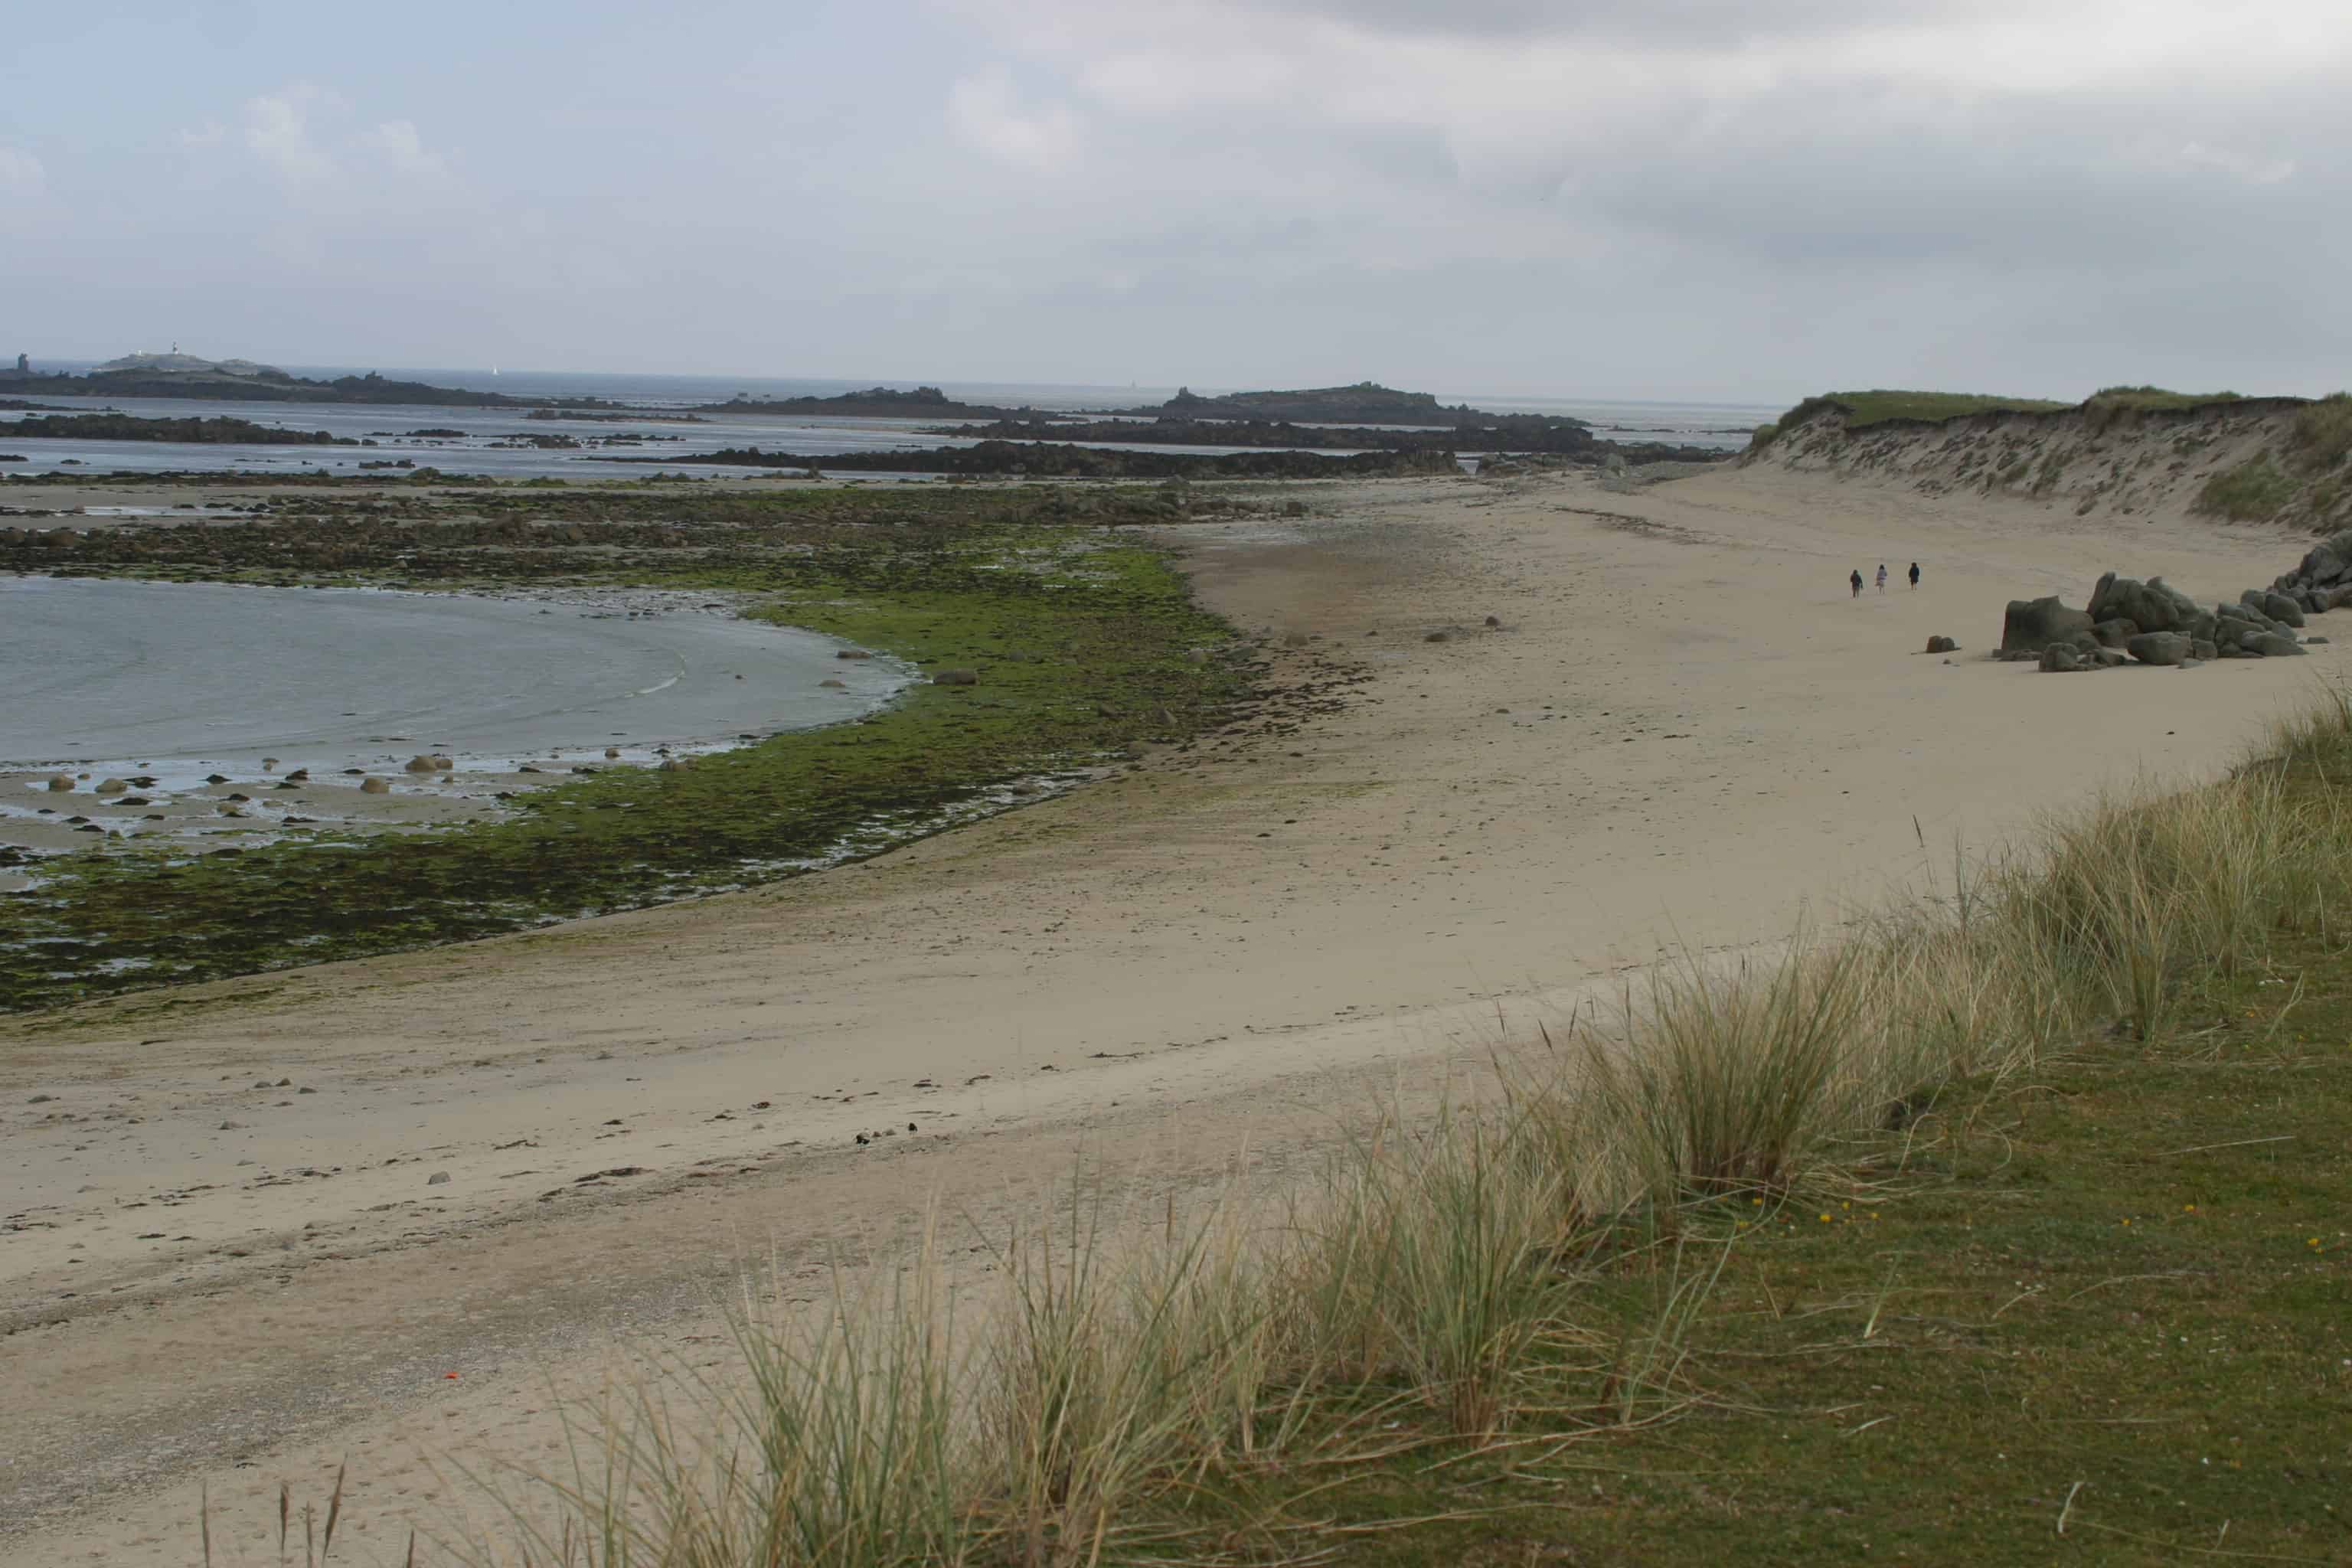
xmin=2 ymin=0 xmax=2344 ymax=400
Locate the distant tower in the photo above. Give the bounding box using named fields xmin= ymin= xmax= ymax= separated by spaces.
xmin=13 ymin=353 xmax=25 ymax=374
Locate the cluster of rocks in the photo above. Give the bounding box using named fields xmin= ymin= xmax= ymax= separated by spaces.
xmin=2000 ymin=556 xmax=2341 ymax=673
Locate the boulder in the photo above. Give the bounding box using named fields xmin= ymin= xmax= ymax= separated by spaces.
xmin=2191 ymin=639 xmax=2218 ymax=661
xmin=933 ymin=668 xmax=980 ymax=686
xmin=95 ymin=778 xmax=126 ymax=795
xmin=2090 ymin=619 xmax=2140 ymax=648
xmin=2125 ymin=632 xmax=2193 ymax=666
xmin=2325 ymin=583 xmax=2352 ymax=612
xmin=2261 ymin=590 xmax=2306 ymax=627
xmin=835 ymin=648 xmax=874 ymax=660
xmin=2039 ymin=643 xmax=2089 ymax=672
xmin=604 ymin=746 xmax=621 ymax=759
xmin=818 ymin=678 xmax=847 ymax=688
xmin=1924 ymin=635 xmax=1959 ymax=653
xmin=2000 ymin=596 xmax=2094 ymax=655
xmin=2093 ymin=576 xmax=2201 ymax=635
xmin=2249 ymin=632 xmax=2306 ymax=657
xmin=433 ymin=756 xmax=454 ymax=771
xmin=405 ymin=755 xmax=439 ymax=773
xmin=44 ymin=775 xmax=72 ymax=792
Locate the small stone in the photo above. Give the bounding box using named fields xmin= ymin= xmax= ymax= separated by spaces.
xmin=427 ymin=1171 xmax=451 ymax=1186
xmin=219 ymin=1120 xmax=243 ymax=1131
xmin=1924 ymin=635 xmax=1959 ymax=654
xmin=27 ymin=1093 xmax=53 ymax=1104
xmin=835 ymin=648 xmax=873 ymax=660
xmin=1424 ymin=630 xmax=1449 ymax=643
xmin=604 ymin=747 xmax=621 ymax=758
xmin=359 ymin=776 xmax=390 ymax=794
xmin=95 ymin=778 xmax=127 ymax=795
xmin=1484 ymin=615 xmax=1501 ymax=628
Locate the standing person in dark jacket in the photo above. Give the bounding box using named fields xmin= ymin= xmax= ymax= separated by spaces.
xmin=1909 ymin=561 xmax=1921 ymax=590
xmin=1851 ymin=569 xmax=1864 ymax=599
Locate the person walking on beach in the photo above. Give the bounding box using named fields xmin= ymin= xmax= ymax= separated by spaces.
xmin=1851 ymin=569 xmax=1864 ymax=599
xmin=1876 ymin=564 xmax=1889 ymax=593
xmin=1909 ymin=561 xmax=1921 ymax=590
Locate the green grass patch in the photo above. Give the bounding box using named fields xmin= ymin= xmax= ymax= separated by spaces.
xmin=1766 ymin=390 xmax=2073 ymax=438
xmin=2194 ymin=453 xmax=2298 ymax=521
xmin=0 ymin=492 xmax=1255 ymax=1013
xmin=2083 ymin=384 xmax=2246 ymax=412
xmin=2290 ymin=392 xmax=2352 ymax=473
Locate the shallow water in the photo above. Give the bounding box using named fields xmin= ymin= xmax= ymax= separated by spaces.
xmin=0 ymin=576 xmax=904 ymax=776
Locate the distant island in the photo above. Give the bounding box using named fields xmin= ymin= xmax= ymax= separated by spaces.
xmin=1117 ymin=381 xmax=1516 ymax=426
xmin=690 ymin=385 xmax=1036 ymax=419
xmin=0 ymin=351 xmax=625 ymax=410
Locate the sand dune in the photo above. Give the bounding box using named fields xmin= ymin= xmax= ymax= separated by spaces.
xmin=0 ymin=459 xmax=2331 ymax=1563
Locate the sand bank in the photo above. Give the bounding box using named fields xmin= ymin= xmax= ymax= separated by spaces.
xmin=0 ymin=460 xmax=2330 ymax=1561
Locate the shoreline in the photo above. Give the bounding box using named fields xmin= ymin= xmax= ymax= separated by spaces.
xmin=2 ymin=459 xmax=2331 ymax=1563
xmin=0 ymin=577 xmax=913 ymax=889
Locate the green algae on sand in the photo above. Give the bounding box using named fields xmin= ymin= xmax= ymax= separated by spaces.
xmin=0 ymin=487 xmax=1256 ymax=1014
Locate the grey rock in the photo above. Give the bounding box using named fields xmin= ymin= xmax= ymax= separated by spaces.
xmin=2308 ymin=636 xmax=2331 ymax=645
xmin=2260 ymin=590 xmax=2307 ymax=627
xmin=2001 ymin=596 xmax=2094 ymax=655
xmin=1924 ymin=635 xmax=1959 ymax=653
xmin=358 ymin=776 xmax=390 ymax=794
xmin=2039 ymin=643 xmax=2089 ymax=672
xmin=2249 ymin=632 xmax=2306 ymax=657
xmin=427 ymin=1171 xmax=452 ymax=1186
xmin=2090 ymin=619 xmax=2140 ymax=648
xmin=2125 ymin=632 xmax=2194 ymax=666
xmin=2191 ymin=639 xmax=2219 ymax=661
xmin=44 ymin=775 xmax=73 ymax=792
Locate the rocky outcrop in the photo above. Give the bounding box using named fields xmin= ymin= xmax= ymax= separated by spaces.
xmin=2011 ymin=537 xmax=2352 ymax=669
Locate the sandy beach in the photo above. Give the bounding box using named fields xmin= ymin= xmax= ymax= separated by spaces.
xmin=0 ymin=459 xmax=2331 ymax=1563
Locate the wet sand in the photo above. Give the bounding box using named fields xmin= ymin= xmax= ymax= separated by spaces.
xmin=0 ymin=461 xmax=2331 ymax=1563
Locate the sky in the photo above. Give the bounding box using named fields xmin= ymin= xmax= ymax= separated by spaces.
xmin=2 ymin=0 xmax=2346 ymax=402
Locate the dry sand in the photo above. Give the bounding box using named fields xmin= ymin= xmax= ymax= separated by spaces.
xmin=1 ymin=460 xmax=2331 ymax=1563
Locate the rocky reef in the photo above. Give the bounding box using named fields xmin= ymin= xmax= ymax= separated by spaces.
xmin=9 ymin=413 xmax=356 ymax=446
xmin=918 ymin=413 xmax=1720 ymax=466
xmin=608 ymin=439 xmax=1462 ymax=479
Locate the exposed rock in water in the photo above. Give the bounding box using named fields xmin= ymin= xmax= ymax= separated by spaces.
xmin=44 ymin=776 xmax=73 ymax=792
xmin=359 ymin=776 xmax=390 ymax=794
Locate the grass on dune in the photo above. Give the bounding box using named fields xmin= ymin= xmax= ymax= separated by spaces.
xmin=212 ymin=695 xmax=2352 ymax=1566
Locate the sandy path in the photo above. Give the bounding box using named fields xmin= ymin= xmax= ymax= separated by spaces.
xmin=1 ymin=463 xmax=2328 ymax=1562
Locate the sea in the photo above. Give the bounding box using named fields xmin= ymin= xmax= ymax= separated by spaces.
xmin=0 ymin=576 xmax=903 ymax=784
xmin=0 ymin=363 xmax=1775 ymax=481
